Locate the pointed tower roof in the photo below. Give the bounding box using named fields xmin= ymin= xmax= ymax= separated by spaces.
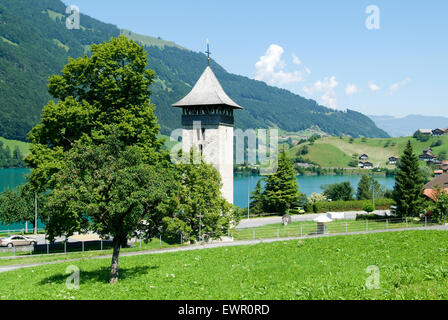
xmin=172 ymin=66 xmax=243 ymax=109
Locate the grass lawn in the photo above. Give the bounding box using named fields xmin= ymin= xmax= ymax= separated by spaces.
xmin=0 ymin=237 xmax=180 ymax=266
xmin=0 ymin=136 xmax=29 ymax=155
xmin=1 ymin=230 xmax=448 ymax=300
xmin=287 ymin=135 xmax=448 ymax=169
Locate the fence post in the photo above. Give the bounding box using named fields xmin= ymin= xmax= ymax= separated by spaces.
xmin=386 ymin=219 xmax=389 ymax=231
xmin=46 ymin=242 xmax=49 ymax=255
xmin=140 ymin=238 xmax=142 ymax=248
xmin=406 ymin=217 xmax=408 ymax=228
xmin=300 ymin=225 xmax=303 ymax=237
xmin=64 ymin=240 xmax=66 ymax=254
xmin=366 ymin=220 xmax=368 ymax=232
xmin=181 ymin=234 xmax=183 ymax=245
xmin=82 ymin=241 xmax=84 ymax=252
xmin=277 ymin=227 xmax=279 ymax=239
xmin=425 ymin=216 xmax=427 ymax=227
xmin=13 ymin=245 xmax=15 ymax=257
xmin=159 ymin=234 xmax=162 ymax=247
xmin=253 ymin=230 xmax=255 ymax=240
xmin=101 ymin=240 xmax=103 ymax=251
xmin=346 ymin=223 xmax=348 ymax=233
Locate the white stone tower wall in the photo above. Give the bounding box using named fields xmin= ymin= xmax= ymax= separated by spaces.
xmin=182 ymin=123 xmax=234 ymax=204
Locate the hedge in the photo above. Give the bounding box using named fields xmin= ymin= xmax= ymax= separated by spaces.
xmin=309 ymin=198 xmax=395 ymax=213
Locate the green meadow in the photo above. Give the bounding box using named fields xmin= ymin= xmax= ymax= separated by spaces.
xmin=288 ymin=135 xmax=448 ymax=168
xmin=1 ymin=230 xmax=448 ymax=300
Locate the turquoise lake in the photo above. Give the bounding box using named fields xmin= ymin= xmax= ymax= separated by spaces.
xmin=234 ymin=174 xmax=396 ymax=209
xmin=0 ymin=169 xmax=395 ymax=230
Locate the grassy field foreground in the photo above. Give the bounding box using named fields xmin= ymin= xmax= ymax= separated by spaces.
xmin=1 ymin=230 xmax=448 ymax=300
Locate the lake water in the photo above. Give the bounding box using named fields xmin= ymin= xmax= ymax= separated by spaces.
xmin=0 ymin=168 xmax=396 ymax=230
xmin=234 ymin=174 xmax=396 ymax=209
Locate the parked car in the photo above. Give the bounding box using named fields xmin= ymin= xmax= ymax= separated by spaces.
xmin=0 ymin=235 xmax=37 ymax=248
xmin=292 ymin=206 xmax=306 ymax=214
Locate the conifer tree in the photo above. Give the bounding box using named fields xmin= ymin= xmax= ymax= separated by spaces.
xmin=249 ymin=180 xmax=264 ymax=215
xmin=262 ymin=148 xmax=300 ymax=214
xmin=392 ymin=140 xmax=425 ymax=217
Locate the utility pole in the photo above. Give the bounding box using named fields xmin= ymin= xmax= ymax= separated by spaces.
xmin=247 ymin=171 xmax=250 ymax=220
xmin=34 ymin=192 xmax=38 ymax=235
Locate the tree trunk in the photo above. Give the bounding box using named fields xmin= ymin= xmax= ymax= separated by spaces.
xmin=109 ymin=239 xmax=121 ymax=284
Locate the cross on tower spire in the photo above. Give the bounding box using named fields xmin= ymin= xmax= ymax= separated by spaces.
xmin=205 ymin=39 xmax=211 ymax=66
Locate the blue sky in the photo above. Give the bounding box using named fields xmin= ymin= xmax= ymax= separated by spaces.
xmin=66 ymin=0 xmax=447 ymax=117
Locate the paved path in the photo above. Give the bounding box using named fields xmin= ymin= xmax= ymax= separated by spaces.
xmin=1 ymin=224 xmax=446 ymax=274
xmin=236 ymin=210 xmax=391 ymax=229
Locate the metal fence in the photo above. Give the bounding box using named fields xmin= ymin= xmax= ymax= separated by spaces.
xmin=0 ymin=216 xmax=443 ymax=258
xmin=231 ymin=216 xmax=441 ymax=241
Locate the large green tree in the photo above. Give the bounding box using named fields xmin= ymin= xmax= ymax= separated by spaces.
xmin=162 ymin=154 xmax=235 ymax=243
xmin=25 ymin=36 xmax=174 ymax=283
xmin=45 ymin=134 xmax=176 ymax=283
xmin=249 ymin=180 xmax=264 ymax=215
xmin=356 ymin=175 xmax=386 ymax=200
xmin=262 ymin=149 xmax=300 ymax=214
xmin=323 ymin=181 xmax=354 ymax=201
xmin=0 ymin=183 xmax=47 ymax=233
xmin=392 ymin=140 xmax=425 ymax=217
xmin=26 ymin=36 xmax=165 ymax=190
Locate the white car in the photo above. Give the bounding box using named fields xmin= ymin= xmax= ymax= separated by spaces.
xmin=0 ymin=235 xmax=37 ymax=247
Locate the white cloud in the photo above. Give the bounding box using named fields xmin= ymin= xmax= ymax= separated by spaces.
xmin=345 ymin=83 xmax=358 ymax=95
xmin=389 ymin=78 xmax=411 ymax=95
xmin=292 ymin=53 xmax=302 ymax=65
xmin=368 ymin=81 xmax=381 ymax=92
xmin=255 ymin=44 xmax=309 ymax=85
xmin=303 ymin=76 xmax=339 ymax=108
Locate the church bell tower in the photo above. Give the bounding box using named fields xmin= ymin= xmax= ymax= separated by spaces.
xmin=172 ymin=41 xmax=242 ymax=204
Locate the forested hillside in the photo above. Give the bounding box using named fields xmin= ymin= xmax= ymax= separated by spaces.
xmin=0 ymin=0 xmax=389 ymax=141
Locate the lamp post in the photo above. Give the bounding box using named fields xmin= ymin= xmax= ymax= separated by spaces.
xmin=197 ymin=214 xmax=204 ymax=241
xmin=247 ymin=170 xmax=251 ymax=220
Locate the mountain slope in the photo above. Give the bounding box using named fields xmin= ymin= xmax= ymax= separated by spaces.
xmin=0 ymin=0 xmax=389 ymax=141
xmin=370 ymin=115 xmax=448 ymax=137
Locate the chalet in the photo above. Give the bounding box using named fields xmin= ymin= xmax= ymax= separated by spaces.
xmin=359 ymin=154 xmax=369 ymax=161
xmin=419 ymin=152 xmax=436 ymax=162
xmin=362 ymin=161 xmax=374 ymax=169
xmin=419 ymin=148 xmax=437 ymax=162
xmin=418 ymin=129 xmax=433 ymax=135
xmin=434 ymin=170 xmax=444 ymax=177
xmin=358 ymin=161 xmax=364 ymax=168
xmin=388 ymin=156 xmax=399 ymax=165
xmin=423 ymin=174 xmax=448 ymax=201
xmin=432 ymin=128 xmax=446 ymax=136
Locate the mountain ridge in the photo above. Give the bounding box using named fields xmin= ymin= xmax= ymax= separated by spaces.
xmin=370 ymin=114 xmax=448 ymax=137
xmin=0 ymin=0 xmax=389 ymax=141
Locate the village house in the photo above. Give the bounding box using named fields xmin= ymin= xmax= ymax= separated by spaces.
xmin=362 ymin=161 xmax=374 ymax=169
xmin=434 ymin=170 xmax=444 ymax=177
xmin=419 ymin=148 xmax=437 ymax=162
xmin=417 ymin=128 xmax=447 ymax=136
xmin=438 ymin=163 xmax=448 ymax=173
xmin=432 ymin=128 xmax=446 ymax=136
xmin=359 ymin=154 xmax=369 ymax=161
xmin=388 ymin=156 xmax=399 ymax=165
xmin=418 ymin=129 xmax=433 ymax=135
xmin=423 ymin=174 xmax=448 ymax=201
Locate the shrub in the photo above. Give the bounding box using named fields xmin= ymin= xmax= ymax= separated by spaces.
xmin=311 ymin=198 xmax=395 ymax=213
xmin=363 ymin=202 xmax=375 ymax=213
